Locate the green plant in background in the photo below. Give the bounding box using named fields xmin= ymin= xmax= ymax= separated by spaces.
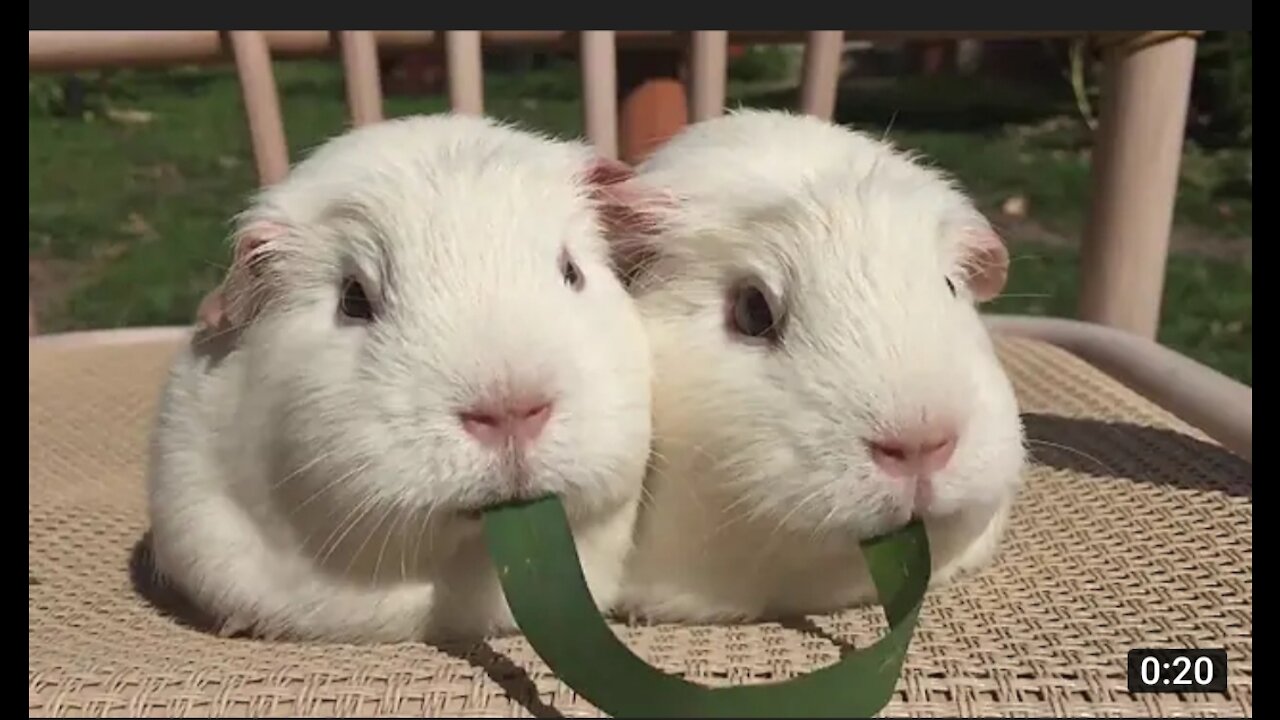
xmin=1054 ymin=31 xmax=1251 ymax=151
xmin=28 ymin=77 xmax=66 ymax=116
xmin=28 ymin=70 xmax=127 ymax=120
xmin=1193 ymin=31 xmax=1251 ymax=148
xmin=726 ymin=44 xmax=798 ymax=84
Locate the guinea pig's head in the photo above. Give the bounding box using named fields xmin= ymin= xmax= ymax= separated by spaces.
xmin=205 ymin=114 xmax=653 ymax=524
xmin=626 ymin=109 xmax=1026 ymax=540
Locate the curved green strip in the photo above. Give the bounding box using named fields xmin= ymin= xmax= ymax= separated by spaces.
xmin=483 ymin=496 xmax=930 ymax=718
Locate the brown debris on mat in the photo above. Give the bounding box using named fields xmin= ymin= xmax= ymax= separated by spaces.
xmin=29 ymin=336 xmax=1251 ymax=718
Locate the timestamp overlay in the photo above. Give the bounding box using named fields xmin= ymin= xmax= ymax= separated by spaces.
xmin=1127 ymin=649 xmax=1229 ymax=694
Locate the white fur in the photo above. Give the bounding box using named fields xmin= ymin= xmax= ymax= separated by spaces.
xmin=146 ymin=114 xmax=653 ymax=643
xmin=617 ymin=109 xmax=1027 ymax=623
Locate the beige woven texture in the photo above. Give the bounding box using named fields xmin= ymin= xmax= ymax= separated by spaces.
xmin=29 ymin=335 xmax=1251 ymax=717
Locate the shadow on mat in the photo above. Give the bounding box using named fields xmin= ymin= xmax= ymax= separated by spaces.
xmin=128 ymin=533 xmax=563 ymax=717
xmin=435 ymin=642 xmax=564 ymax=718
xmin=129 ymin=532 xmax=226 ymax=636
xmin=1020 ymin=413 xmax=1251 ymax=499
xmin=777 ymin=616 xmax=862 ymax=658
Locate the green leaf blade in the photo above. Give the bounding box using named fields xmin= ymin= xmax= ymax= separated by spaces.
xmin=483 ymin=496 xmax=930 ymax=718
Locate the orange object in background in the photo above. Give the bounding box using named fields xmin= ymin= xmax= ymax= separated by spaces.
xmin=617 ymin=46 xmax=692 ymax=164
xmin=618 ymin=41 xmax=747 ymax=164
xmin=619 ymin=75 xmax=688 ymax=164
xmin=381 ymin=40 xmax=750 ymax=164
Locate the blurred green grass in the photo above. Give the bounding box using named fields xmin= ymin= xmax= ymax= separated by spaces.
xmin=28 ymin=57 xmax=1251 ymax=385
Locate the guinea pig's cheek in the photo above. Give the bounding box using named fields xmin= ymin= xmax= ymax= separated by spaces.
xmin=924 ymin=460 xmax=997 ymax=515
xmin=920 ymin=483 xmax=962 ymax=517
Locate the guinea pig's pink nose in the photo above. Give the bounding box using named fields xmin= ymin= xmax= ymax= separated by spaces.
xmin=459 ymin=396 xmax=554 ymax=448
xmin=868 ymin=428 xmax=958 ymax=480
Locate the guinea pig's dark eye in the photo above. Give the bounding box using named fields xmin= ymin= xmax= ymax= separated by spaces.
xmin=560 ymin=248 xmax=585 ymax=292
xmin=339 ymin=278 xmax=374 ymax=321
xmin=945 ymin=277 xmax=957 ymax=297
xmin=728 ymin=279 xmax=782 ymax=343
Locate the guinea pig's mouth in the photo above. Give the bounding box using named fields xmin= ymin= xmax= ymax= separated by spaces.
xmin=453 ymin=503 xmax=498 ymax=522
xmin=453 ymin=490 xmax=557 ymax=521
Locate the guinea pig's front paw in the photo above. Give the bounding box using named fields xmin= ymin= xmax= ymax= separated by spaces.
xmin=213 ymin=611 xmax=257 ymax=639
xmin=927 ymin=505 xmax=1014 ymax=588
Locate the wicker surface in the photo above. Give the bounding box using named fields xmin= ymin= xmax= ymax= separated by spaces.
xmin=29 ymin=335 xmax=1252 ymax=717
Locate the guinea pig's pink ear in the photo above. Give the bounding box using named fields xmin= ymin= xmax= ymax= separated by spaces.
xmin=584 ymin=158 xmax=668 ymax=235
xmin=582 ymin=157 xmax=674 ymax=284
xmin=958 ymin=224 xmax=1010 ymax=303
xmin=215 ymin=219 xmax=290 ymax=328
xmin=195 ymin=287 xmax=229 ymax=331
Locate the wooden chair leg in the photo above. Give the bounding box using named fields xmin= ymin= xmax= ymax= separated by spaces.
xmin=339 ymin=31 xmax=384 ymax=127
xmin=445 ymin=31 xmax=484 ymax=115
xmin=580 ymin=31 xmax=619 ymax=159
xmin=1079 ymin=34 xmax=1199 ymax=338
xmin=799 ymin=31 xmax=844 ymax=120
xmin=228 ymin=31 xmax=289 ymax=186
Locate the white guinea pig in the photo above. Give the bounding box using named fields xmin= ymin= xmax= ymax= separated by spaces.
xmin=146 ymin=114 xmax=653 ymax=643
xmin=613 ymin=109 xmax=1027 ymax=623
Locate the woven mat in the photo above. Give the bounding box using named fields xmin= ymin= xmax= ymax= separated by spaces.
xmin=29 ymin=335 xmax=1252 ymax=718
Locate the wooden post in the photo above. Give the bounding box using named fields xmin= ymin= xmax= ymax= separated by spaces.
xmin=580 ymin=31 xmax=619 ymax=159
xmin=799 ymin=31 xmax=844 ymax=120
xmin=229 ymin=31 xmax=289 ymax=186
xmin=339 ymin=31 xmax=383 ymax=126
xmin=444 ymin=31 xmax=484 ymax=115
xmin=1079 ymin=34 xmax=1198 ymax=338
xmin=689 ymin=31 xmax=728 ymax=121
xmin=617 ymin=48 xmax=688 ymax=165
